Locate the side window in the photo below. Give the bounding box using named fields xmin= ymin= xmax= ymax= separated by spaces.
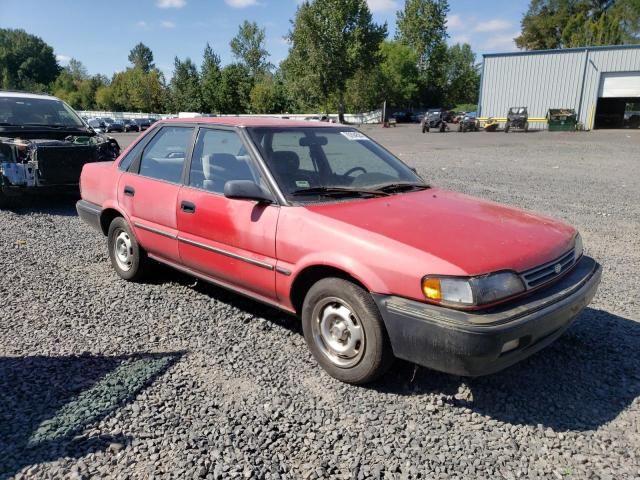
xmin=118 ymin=137 xmax=146 ymax=171
xmin=189 ymin=128 xmax=258 ymax=193
xmin=139 ymin=126 xmax=194 ymax=183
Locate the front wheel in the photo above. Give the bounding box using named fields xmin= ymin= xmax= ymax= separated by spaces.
xmin=301 ymin=278 xmax=393 ymax=384
xmin=107 ymin=217 xmax=148 ymax=281
xmin=504 ymin=122 xmax=510 ymax=133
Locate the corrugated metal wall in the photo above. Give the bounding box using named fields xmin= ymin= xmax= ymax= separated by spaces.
xmin=479 ymin=46 xmax=640 ymax=130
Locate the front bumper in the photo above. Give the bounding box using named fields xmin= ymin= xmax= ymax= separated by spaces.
xmin=374 ymin=256 xmax=602 ymax=376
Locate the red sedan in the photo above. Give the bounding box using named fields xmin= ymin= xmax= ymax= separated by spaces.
xmin=77 ymin=118 xmax=601 ymax=384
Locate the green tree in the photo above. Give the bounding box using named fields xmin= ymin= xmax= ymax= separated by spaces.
xmin=218 ymin=63 xmax=253 ymax=114
xmin=344 ymin=68 xmax=382 ymax=112
xmin=0 ymin=28 xmax=60 ymax=90
xmin=285 ymin=0 xmax=386 ymax=120
xmin=128 ymin=42 xmax=155 ymax=73
xmin=396 ymin=0 xmax=449 ymax=105
xmin=250 ymin=73 xmax=287 ymax=113
xmin=516 ymin=0 xmax=638 ymax=50
xmin=170 ymin=57 xmax=203 ymax=112
xmin=201 ymin=43 xmax=223 ymax=113
xmin=444 ymin=43 xmax=479 ymax=107
xmin=378 ymin=40 xmax=420 ymax=108
xmin=230 ymin=21 xmax=271 ymax=77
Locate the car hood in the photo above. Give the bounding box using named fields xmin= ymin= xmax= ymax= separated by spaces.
xmin=305 ymin=188 xmax=576 ymax=275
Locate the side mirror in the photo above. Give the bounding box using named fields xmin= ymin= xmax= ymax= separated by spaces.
xmin=224 ymin=180 xmax=273 ymax=204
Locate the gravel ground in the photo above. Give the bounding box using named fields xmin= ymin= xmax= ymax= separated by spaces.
xmin=1 ymin=126 xmax=639 ymax=479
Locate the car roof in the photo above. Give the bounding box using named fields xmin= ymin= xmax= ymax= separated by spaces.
xmin=0 ymin=91 xmax=59 ymax=101
xmin=161 ymin=117 xmax=340 ymax=128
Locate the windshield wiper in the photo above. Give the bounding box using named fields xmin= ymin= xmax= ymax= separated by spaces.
xmin=291 ymin=186 xmax=390 ymax=198
xmin=374 ymin=182 xmax=430 ymax=193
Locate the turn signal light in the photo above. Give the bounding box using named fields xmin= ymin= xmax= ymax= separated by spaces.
xmin=422 ymin=278 xmax=442 ymax=300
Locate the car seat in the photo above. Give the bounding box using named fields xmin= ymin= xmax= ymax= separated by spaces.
xmin=202 ymin=153 xmax=254 ymax=193
xmin=269 ymin=151 xmax=312 ymax=191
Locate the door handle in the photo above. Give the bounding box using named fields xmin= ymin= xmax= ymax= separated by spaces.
xmin=181 ymin=201 xmax=196 ymax=213
xmin=123 ymin=186 xmax=135 ymax=197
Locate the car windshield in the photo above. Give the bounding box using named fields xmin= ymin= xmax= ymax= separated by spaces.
xmin=247 ymin=127 xmax=426 ymax=202
xmin=0 ymin=96 xmax=85 ymax=127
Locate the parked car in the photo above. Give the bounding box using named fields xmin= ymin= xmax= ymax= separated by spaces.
xmin=135 ymin=118 xmax=152 ymax=130
xmin=103 ymin=118 xmax=124 ymax=133
xmin=0 ymin=91 xmax=120 ymax=206
xmin=87 ymin=118 xmax=106 ymax=132
xmin=77 ymin=117 xmax=601 ymax=384
xmin=123 ymin=119 xmax=140 ymax=132
xmin=410 ymin=111 xmax=425 ymax=123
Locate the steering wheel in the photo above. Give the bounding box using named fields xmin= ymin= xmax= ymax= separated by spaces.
xmin=344 ymin=166 xmax=367 ymax=177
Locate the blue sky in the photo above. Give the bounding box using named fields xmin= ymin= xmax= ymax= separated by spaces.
xmin=0 ymin=0 xmax=527 ymax=78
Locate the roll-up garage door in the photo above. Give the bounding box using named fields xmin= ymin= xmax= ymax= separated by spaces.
xmin=599 ymin=72 xmax=640 ymax=98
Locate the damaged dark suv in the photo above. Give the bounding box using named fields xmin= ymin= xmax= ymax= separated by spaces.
xmin=0 ymin=91 xmax=120 ymax=206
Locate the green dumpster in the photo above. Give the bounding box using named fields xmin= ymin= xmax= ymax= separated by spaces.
xmin=547 ymin=109 xmax=577 ymax=131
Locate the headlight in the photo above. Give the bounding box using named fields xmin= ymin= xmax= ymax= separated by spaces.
xmin=574 ymin=233 xmax=583 ymax=261
xmin=422 ymin=271 xmax=525 ymax=308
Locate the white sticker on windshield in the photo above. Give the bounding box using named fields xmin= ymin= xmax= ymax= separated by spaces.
xmin=340 ymin=131 xmax=369 ymax=141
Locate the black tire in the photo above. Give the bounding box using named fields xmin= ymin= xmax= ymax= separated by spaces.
xmin=0 ymin=190 xmax=10 ymax=209
xmin=301 ymin=278 xmax=394 ymax=384
xmin=524 ymin=122 xmax=529 ymax=132
xmin=107 ymin=217 xmax=148 ymax=281
xmin=422 ymin=125 xmax=427 ymax=133
xmin=504 ymin=122 xmax=510 ymax=133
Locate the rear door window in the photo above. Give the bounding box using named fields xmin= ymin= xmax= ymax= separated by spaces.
xmin=138 ymin=126 xmax=194 ymax=183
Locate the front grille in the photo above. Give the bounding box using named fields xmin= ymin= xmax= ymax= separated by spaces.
xmin=521 ymin=248 xmax=576 ymax=289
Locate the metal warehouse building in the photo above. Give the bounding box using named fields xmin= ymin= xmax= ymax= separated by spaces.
xmin=478 ymin=44 xmax=640 ymax=130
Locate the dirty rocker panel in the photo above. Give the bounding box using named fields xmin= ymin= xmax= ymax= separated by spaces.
xmin=147 ymin=253 xmax=293 ymax=313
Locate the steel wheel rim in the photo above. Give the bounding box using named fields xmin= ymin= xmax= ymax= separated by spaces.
xmin=114 ymin=230 xmax=133 ymax=272
xmin=311 ymin=297 xmax=365 ymax=368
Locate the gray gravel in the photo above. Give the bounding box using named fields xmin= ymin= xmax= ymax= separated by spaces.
xmin=1 ymin=126 xmax=639 ymax=479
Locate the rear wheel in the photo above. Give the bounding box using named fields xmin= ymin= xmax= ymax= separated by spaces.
xmin=524 ymin=122 xmax=529 ymax=132
xmin=0 ymin=190 xmax=9 ymax=209
xmin=107 ymin=217 xmax=148 ymax=281
xmin=504 ymin=122 xmax=510 ymax=133
xmin=301 ymin=278 xmax=393 ymax=384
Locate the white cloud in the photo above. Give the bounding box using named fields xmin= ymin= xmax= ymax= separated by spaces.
xmin=366 ymin=0 xmax=398 ymax=12
xmin=156 ymin=0 xmax=186 ymax=7
xmin=450 ymin=34 xmax=471 ymax=45
xmin=447 ymin=14 xmax=464 ymax=31
xmin=473 ymin=19 xmax=512 ymax=33
xmin=136 ymin=20 xmax=148 ymax=28
xmin=56 ymin=54 xmax=71 ymax=64
xmin=160 ymin=20 xmax=176 ymax=28
xmin=481 ymin=31 xmax=519 ymax=51
xmin=224 ymin=0 xmax=258 ymax=7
